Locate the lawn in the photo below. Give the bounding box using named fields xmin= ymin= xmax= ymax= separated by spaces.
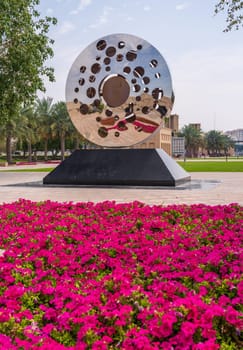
xmin=178 ymin=161 xmax=243 ymax=172
xmin=0 ymin=199 xmax=242 ymax=349
xmin=1 ymin=161 xmax=243 ymax=173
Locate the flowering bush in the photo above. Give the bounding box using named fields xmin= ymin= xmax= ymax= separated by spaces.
xmin=0 ymin=199 xmax=242 ymax=349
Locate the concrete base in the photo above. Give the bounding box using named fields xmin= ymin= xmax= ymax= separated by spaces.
xmin=43 ymin=149 xmax=191 ymax=187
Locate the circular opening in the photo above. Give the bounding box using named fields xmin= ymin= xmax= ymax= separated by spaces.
xmin=123 ymin=66 xmax=131 ymax=74
xmin=86 ymin=87 xmax=96 ymax=98
xmin=106 ymin=46 xmax=116 ymax=57
xmin=96 ymin=40 xmax=107 ymax=50
xmin=150 ymin=59 xmax=158 ymax=68
xmin=116 ymin=54 xmax=123 ymax=62
xmin=101 ymin=75 xmax=130 ymax=108
xmin=80 ymin=66 xmax=86 ymax=73
xmin=79 ymin=78 xmax=85 ymax=86
xmin=133 ymin=66 xmax=145 ymax=78
xmin=104 ymin=57 xmax=111 ymax=65
xmin=118 ymin=41 xmax=125 ymax=49
xmin=80 ymin=104 xmax=89 ymax=114
xmin=89 ymin=75 xmax=96 ymax=83
xmin=126 ymin=50 xmax=137 ymax=61
xmin=91 ymin=63 xmax=101 ymax=74
xmin=133 ymin=84 xmax=141 ymax=92
xmin=142 ymin=76 xmax=150 ymax=85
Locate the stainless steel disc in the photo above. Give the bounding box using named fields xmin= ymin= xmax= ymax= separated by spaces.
xmin=66 ymin=33 xmax=174 ymax=147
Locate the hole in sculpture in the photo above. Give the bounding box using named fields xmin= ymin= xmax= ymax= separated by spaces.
xmin=152 ymin=88 xmax=163 ymax=100
xmin=91 ymin=63 xmax=101 ymax=74
xmin=79 ymin=78 xmax=85 ymax=86
xmin=89 ymin=75 xmax=96 ymax=83
xmin=106 ymin=46 xmax=116 ymax=57
xmin=96 ymin=40 xmax=107 ymax=50
xmin=101 ymin=75 xmax=130 ymax=108
xmin=150 ymin=59 xmax=158 ymax=68
xmin=133 ymin=66 xmax=145 ymax=78
xmin=80 ymin=66 xmax=86 ymax=73
xmin=142 ymin=76 xmax=150 ymax=84
xmin=118 ymin=41 xmax=125 ymax=49
xmin=123 ymin=66 xmax=131 ymax=74
xmin=98 ymin=127 xmax=108 ymax=138
xmin=86 ymin=87 xmax=96 ymax=98
xmin=116 ymin=54 xmax=123 ymax=62
xmin=104 ymin=57 xmax=111 ymax=65
xmin=80 ymin=104 xmax=89 ymax=114
xmin=126 ymin=50 xmax=137 ymax=61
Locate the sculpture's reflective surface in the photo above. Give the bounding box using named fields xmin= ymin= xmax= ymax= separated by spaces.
xmin=66 ymin=33 xmax=174 ymax=147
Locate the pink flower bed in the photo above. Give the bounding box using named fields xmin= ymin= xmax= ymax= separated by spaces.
xmin=0 ymin=199 xmax=242 ymax=349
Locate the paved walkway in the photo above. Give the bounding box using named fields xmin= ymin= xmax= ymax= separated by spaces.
xmin=0 ymin=165 xmax=243 ymax=205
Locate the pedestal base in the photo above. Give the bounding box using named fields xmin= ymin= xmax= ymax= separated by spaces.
xmin=43 ymin=149 xmax=190 ymax=186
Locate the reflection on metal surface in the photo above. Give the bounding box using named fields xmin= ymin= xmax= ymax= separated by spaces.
xmin=66 ymin=33 xmax=174 ymax=147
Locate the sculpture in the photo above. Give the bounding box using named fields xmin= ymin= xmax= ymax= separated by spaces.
xmin=43 ymin=34 xmax=190 ymax=186
xmin=65 ymin=33 xmax=174 ymax=148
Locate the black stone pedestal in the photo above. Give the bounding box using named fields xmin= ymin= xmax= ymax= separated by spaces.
xmin=43 ymin=149 xmax=190 ymax=186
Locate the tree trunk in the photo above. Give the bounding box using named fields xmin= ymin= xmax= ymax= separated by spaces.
xmin=44 ymin=139 xmax=48 ymax=161
xmin=60 ymin=135 xmax=65 ymax=161
xmin=27 ymin=142 xmax=32 ymax=162
xmin=6 ymin=132 xmax=12 ymax=164
xmin=74 ymin=137 xmax=80 ymax=150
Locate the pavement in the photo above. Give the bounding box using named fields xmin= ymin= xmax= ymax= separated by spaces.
xmin=0 ymin=163 xmax=243 ymax=205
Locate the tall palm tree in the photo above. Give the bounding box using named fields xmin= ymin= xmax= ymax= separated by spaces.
xmin=0 ymin=110 xmax=25 ymax=164
xmin=35 ymin=97 xmax=54 ymax=160
xmin=20 ymin=105 xmax=38 ymax=162
xmin=51 ymin=101 xmax=74 ymax=161
xmin=178 ymin=125 xmax=203 ymax=158
xmin=205 ymin=130 xmax=234 ymax=156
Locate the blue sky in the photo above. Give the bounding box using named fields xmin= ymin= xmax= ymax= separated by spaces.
xmin=38 ymin=0 xmax=243 ymax=132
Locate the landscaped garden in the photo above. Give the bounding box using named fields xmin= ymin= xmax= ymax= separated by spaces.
xmin=0 ymin=199 xmax=242 ymax=349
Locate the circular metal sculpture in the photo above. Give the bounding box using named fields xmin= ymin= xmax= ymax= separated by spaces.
xmin=66 ymin=33 xmax=174 ymax=147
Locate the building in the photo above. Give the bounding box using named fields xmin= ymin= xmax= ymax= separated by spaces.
xmin=225 ymin=129 xmax=243 ymax=141
xmin=189 ymin=123 xmax=201 ymax=131
xmin=133 ymin=114 xmax=180 ymax=155
xmin=225 ymin=129 xmax=243 ymax=156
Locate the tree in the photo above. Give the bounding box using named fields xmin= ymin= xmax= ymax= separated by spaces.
xmin=178 ymin=125 xmax=203 ymax=158
xmin=51 ymin=102 xmax=75 ymax=161
xmin=205 ymin=130 xmax=234 ymax=156
xmin=19 ymin=105 xmax=38 ymax=162
xmin=215 ymin=0 xmax=243 ymax=31
xmin=35 ymin=97 xmax=54 ymax=160
xmin=0 ymin=0 xmax=57 ymax=159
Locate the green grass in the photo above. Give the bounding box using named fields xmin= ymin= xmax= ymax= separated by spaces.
xmin=0 ymin=168 xmax=54 ymax=172
xmin=178 ymin=161 xmax=243 ymax=172
xmin=1 ymin=161 xmax=243 ymax=173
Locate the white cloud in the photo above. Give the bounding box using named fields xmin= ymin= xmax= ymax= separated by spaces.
xmin=70 ymin=0 xmax=92 ymax=14
xmin=58 ymin=21 xmax=75 ymax=34
xmin=46 ymin=8 xmax=54 ymax=15
xmin=176 ymin=2 xmax=189 ymax=11
xmin=144 ymin=5 xmax=151 ymax=11
xmin=89 ymin=6 xmax=113 ymax=29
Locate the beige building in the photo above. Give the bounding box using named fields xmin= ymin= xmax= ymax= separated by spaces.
xmin=133 ymin=114 xmax=179 ymax=156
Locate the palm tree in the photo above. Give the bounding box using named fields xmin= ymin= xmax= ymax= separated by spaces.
xmin=19 ymin=105 xmax=38 ymax=162
xmin=0 ymin=111 xmax=25 ymax=164
xmin=51 ymin=101 xmax=74 ymax=161
xmin=178 ymin=125 xmax=203 ymax=158
xmin=35 ymin=97 xmax=54 ymax=160
xmin=205 ymin=130 xmax=234 ymax=156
